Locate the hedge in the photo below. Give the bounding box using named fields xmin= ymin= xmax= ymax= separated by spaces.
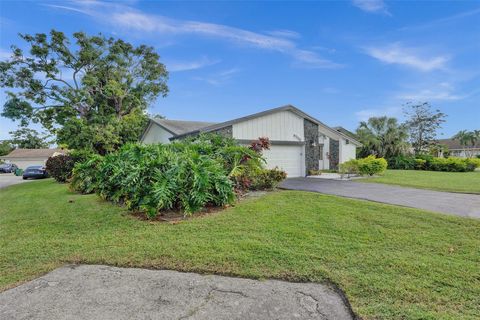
xmin=388 ymin=155 xmax=480 ymax=172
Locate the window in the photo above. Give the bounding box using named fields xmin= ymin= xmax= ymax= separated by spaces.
xmin=319 ymin=144 xmax=324 ymax=160
xmin=346 ymin=139 xmax=350 ymax=145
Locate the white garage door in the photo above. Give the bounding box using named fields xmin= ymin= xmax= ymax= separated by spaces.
xmin=262 ymin=145 xmax=304 ymax=177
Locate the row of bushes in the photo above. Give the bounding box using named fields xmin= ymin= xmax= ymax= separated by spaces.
xmin=340 ymin=155 xmax=388 ymax=176
xmin=48 ymin=134 xmax=286 ymax=218
xmin=388 ymin=155 xmax=480 ymax=172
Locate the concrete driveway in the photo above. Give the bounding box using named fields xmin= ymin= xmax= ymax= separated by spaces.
xmin=0 ymin=265 xmax=354 ymax=320
xmin=0 ymin=173 xmax=30 ymax=189
xmin=281 ymin=178 xmax=480 ymax=218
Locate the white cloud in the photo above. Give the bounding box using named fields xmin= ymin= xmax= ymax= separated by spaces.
xmin=352 ymin=0 xmax=390 ymax=15
xmin=265 ymin=29 xmax=301 ymax=39
xmin=396 ymin=82 xmax=470 ymax=102
xmin=364 ymin=43 xmax=449 ymax=72
xmin=192 ymin=68 xmax=240 ymax=86
xmin=355 ymin=106 xmax=401 ymax=121
xmin=400 ymin=7 xmax=480 ymax=31
xmin=45 ymin=1 xmax=341 ymax=69
xmin=165 ymin=57 xmax=219 ymax=72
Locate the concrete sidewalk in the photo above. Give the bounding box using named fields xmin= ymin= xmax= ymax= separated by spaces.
xmin=0 ymin=265 xmax=354 ymax=320
xmin=281 ymin=178 xmax=480 ymax=218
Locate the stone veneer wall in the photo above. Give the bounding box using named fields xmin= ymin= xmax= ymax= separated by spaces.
xmin=304 ymin=119 xmax=320 ymax=174
xmin=329 ymin=139 xmax=339 ymax=170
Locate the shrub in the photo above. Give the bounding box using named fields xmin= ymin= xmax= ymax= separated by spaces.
xmin=250 ymin=167 xmax=287 ymax=190
xmin=387 ymin=155 xmax=478 ymax=172
xmin=70 ymin=154 xmax=104 ymax=194
xmin=46 ymin=154 xmax=75 ymax=182
xmin=357 ymin=156 xmax=388 ymax=176
xmin=414 ymin=158 xmax=427 ymax=170
xmin=388 ymin=155 xmax=416 ymax=170
xmin=46 ymin=150 xmax=93 ymax=183
xmin=339 ymin=159 xmax=359 ymax=175
xmin=70 ymin=135 xmax=285 ymax=218
xmin=308 ymin=169 xmax=322 ymax=176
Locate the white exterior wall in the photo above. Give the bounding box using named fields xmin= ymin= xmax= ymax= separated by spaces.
xmin=232 ymin=110 xmax=304 ymax=141
xmin=450 ymin=149 xmax=480 ymax=158
xmin=142 ymin=124 xmax=173 ymax=144
xmin=2 ymin=158 xmax=48 ymax=170
xmin=339 ymin=139 xmax=356 ymax=164
xmin=318 ymin=134 xmax=330 ymax=170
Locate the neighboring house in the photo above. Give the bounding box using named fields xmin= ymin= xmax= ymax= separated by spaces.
xmin=437 ymin=138 xmax=480 ymax=158
xmin=0 ymin=148 xmax=66 ymax=170
xmin=141 ymin=105 xmax=361 ymax=177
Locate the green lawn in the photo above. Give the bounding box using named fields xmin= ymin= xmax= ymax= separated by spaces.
xmin=364 ymin=169 xmax=480 ymax=194
xmin=1 ymin=180 xmax=479 ymax=319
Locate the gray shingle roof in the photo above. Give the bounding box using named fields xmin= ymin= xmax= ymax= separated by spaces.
xmin=151 ymin=119 xmax=217 ymax=135
xmin=1 ymin=148 xmax=66 ymax=159
xmin=437 ymin=138 xmax=480 ymax=150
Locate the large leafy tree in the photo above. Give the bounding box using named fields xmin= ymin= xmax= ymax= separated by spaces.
xmin=356 ymin=116 xmax=409 ymax=158
xmin=0 ymin=30 xmax=168 ymax=154
xmin=9 ymin=127 xmax=50 ymax=149
xmin=453 ymin=129 xmax=480 ymax=158
xmin=403 ymin=102 xmax=446 ymax=154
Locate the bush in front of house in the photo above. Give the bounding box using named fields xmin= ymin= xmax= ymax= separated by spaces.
xmin=46 ymin=150 xmax=93 ymax=183
xmin=46 ymin=154 xmax=75 ymax=182
xmin=357 ymin=155 xmax=388 ymax=176
xmin=387 ymin=155 xmax=416 ymax=170
xmin=249 ymin=167 xmax=287 ymax=190
xmin=70 ymin=154 xmax=104 ymax=194
xmin=70 ymin=135 xmax=286 ymax=218
xmin=387 ymin=155 xmax=480 ymax=172
xmin=341 ymin=156 xmax=387 ymax=176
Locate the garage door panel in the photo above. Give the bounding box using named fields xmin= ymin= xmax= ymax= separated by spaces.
xmin=262 ymin=145 xmax=304 ymax=177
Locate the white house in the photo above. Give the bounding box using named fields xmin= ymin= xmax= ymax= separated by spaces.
xmin=437 ymin=138 xmax=480 ymax=158
xmin=141 ymin=105 xmax=361 ymax=177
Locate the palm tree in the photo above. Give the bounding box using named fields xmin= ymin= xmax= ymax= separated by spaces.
xmin=356 ymin=116 xmax=409 ymax=158
xmin=453 ymin=130 xmax=478 ymax=158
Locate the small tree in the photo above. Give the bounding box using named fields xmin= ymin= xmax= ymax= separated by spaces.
xmin=403 ymin=102 xmax=446 ymax=154
xmin=9 ymin=127 xmax=50 ymax=149
xmin=453 ymin=130 xmax=479 ymax=158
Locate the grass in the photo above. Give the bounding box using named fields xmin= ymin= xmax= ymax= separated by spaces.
xmin=363 ymin=169 xmax=480 ymax=194
xmin=1 ymin=180 xmax=479 ymax=319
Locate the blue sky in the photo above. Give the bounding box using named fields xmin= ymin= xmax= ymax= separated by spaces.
xmin=1 ymin=0 xmax=479 ymax=140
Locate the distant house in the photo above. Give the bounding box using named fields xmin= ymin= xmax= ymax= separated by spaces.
xmin=437 ymin=138 xmax=480 ymax=158
xmin=0 ymin=148 xmax=66 ymax=169
xmin=141 ymin=105 xmax=361 ymax=177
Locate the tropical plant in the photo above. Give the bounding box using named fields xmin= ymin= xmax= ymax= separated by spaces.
xmin=0 ymin=30 xmax=168 ymax=154
xmin=452 ymin=130 xmax=480 ymax=158
xmin=70 ymin=135 xmax=284 ymax=218
xmin=356 ymin=116 xmax=409 ymax=158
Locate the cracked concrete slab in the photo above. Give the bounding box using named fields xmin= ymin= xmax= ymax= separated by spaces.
xmin=0 ymin=265 xmax=354 ymax=320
